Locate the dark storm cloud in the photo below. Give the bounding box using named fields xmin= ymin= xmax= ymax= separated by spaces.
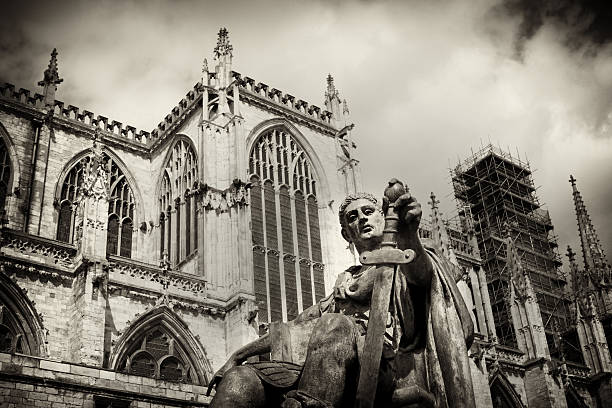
xmin=495 ymin=0 xmax=612 ymax=58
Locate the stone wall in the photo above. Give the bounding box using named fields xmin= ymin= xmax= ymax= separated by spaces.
xmin=0 ymin=352 xmax=210 ymax=407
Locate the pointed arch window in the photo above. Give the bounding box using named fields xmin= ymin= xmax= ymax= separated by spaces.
xmin=489 ymin=372 xmax=524 ymax=408
xmin=107 ymin=160 xmax=135 ymax=257
xmin=249 ymin=127 xmax=325 ymax=324
xmin=57 ymin=156 xmax=88 ymax=244
xmin=0 ymin=137 xmax=11 ymax=215
xmin=0 ymin=273 xmax=45 ymax=356
xmin=159 ymin=139 xmax=198 ymax=265
xmin=111 ymin=307 xmax=211 ymax=385
xmin=118 ymin=328 xmax=191 ymax=382
xmin=57 ymin=152 xmax=135 ymax=258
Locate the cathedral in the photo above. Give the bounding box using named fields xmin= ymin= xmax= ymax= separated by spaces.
xmin=0 ymin=29 xmax=610 ymax=407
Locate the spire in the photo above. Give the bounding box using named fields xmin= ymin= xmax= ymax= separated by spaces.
xmin=429 ymin=192 xmax=439 ymax=210
xmin=325 ymin=74 xmax=338 ymax=99
xmin=214 ymin=27 xmax=233 ymax=59
xmin=428 ymin=192 xmax=458 ymax=266
xmin=38 ymin=48 xmax=63 ymax=107
xmin=210 ymin=28 xmax=234 ymax=105
xmin=570 ymin=175 xmax=611 ymax=286
xmin=324 ymin=74 xmax=342 ymax=126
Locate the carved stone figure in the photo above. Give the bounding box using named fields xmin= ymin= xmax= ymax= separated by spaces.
xmin=207 ymin=180 xmax=476 ymax=408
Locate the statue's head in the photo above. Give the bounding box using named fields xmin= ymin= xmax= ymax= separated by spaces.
xmin=339 ymin=193 xmax=385 ymax=253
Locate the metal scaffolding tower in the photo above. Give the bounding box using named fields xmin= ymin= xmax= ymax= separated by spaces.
xmin=451 ymin=145 xmax=569 ymax=355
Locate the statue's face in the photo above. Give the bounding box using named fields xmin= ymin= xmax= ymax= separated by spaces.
xmin=341 ymin=198 xmax=384 ymax=251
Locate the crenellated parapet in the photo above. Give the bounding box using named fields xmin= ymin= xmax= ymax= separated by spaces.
xmin=1 ymin=69 xmax=339 ymax=155
xmin=0 ymin=82 xmax=153 ymax=151
xmin=232 ymin=71 xmax=336 ymax=135
xmin=148 ymin=81 xmax=204 ymax=150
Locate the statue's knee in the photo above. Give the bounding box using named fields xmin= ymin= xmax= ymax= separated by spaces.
xmin=218 ymin=366 xmax=263 ymax=397
xmin=211 ymin=365 xmax=266 ymax=408
xmin=311 ymin=314 xmax=355 ymax=347
xmin=222 ymin=365 xmax=257 ymax=384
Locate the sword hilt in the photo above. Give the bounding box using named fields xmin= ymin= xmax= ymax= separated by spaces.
xmin=381 ymin=178 xmax=406 ymax=249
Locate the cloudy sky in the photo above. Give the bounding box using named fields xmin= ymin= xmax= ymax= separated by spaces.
xmin=2 ymin=0 xmax=611 ymax=272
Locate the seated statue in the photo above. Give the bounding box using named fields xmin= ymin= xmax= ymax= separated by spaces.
xmin=208 ymin=182 xmax=476 ymax=408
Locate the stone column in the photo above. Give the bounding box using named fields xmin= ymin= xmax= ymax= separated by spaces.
xmin=197 ymin=28 xmax=257 ymax=358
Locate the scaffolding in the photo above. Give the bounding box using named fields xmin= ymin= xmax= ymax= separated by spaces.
xmin=451 ymin=145 xmax=573 ymax=358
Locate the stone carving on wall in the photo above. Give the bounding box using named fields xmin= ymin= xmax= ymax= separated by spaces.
xmin=79 ymin=138 xmax=110 ymax=201
xmin=109 ymin=259 xmax=206 ymax=295
xmin=192 ymin=179 xmax=250 ymax=213
xmin=1 ymin=230 xmax=76 ymax=269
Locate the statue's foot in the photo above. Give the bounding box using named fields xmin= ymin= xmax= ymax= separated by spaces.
xmin=281 ymin=390 xmax=333 ymax=408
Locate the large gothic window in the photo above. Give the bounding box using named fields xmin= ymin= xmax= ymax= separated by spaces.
xmin=249 ymin=127 xmax=325 ymax=323
xmin=159 ymin=139 xmax=198 ymax=265
xmin=0 ymin=137 xmax=12 ymax=216
xmin=57 ymin=152 xmax=135 ymax=258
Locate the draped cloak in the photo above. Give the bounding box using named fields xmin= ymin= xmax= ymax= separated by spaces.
xmin=247 ymin=247 xmax=476 ymax=408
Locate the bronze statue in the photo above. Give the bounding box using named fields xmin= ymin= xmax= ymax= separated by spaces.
xmin=208 ymin=180 xmax=476 ymax=408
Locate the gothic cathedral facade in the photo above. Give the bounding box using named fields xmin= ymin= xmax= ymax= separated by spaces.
xmin=0 ymin=29 xmax=610 ymax=408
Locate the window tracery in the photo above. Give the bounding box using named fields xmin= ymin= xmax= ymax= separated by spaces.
xmin=119 ymin=329 xmax=190 ymax=382
xmin=56 ymin=152 xmax=135 ymax=258
xmin=159 ymin=139 xmax=198 ymax=265
xmin=107 ymin=161 xmax=135 ymax=257
xmin=112 ymin=306 xmax=210 ymax=385
xmin=249 ymin=127 xmax=325 ymax=323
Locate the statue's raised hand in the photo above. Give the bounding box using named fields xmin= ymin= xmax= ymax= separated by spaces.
xmin=395 ymin=192 xmax=421 ymax=237
xmin=382 ymin=178 xmax=421 ymax=239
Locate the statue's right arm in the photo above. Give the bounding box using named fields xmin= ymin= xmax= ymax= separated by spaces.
xmin=231 ymin=333 xmax=271 ymax=364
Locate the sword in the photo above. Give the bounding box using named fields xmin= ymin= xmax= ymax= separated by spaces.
xmin=355 ymin=179 xmax=415 ymax=408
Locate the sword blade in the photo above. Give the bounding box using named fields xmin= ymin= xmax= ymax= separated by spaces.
xmin=355 ymin=264 xmax=396 ymax=408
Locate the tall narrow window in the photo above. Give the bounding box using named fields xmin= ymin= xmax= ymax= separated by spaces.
xmin=57 ymin=156 xmax=88 ymax=243
xmin=175 ymin=198 xmax=181 ymax=264
xmin=120 ymin=219 xmax=133 ymax=257
xmin=107 ymin=215 xmax=119 ymax=255
xmin=185 ymin=192 xmax=191 ymax=255
xmin=158 ymin=139 xmax=198 ymax=266
xmin=160 ymin=213 xmax=166 ymax=256
xmin=57 ymin=152 xmax=135 ymax=258
xmin=0 ymin=137 xmax=11 ymax=214
xmin=108 ymin=162 xmax=135 ymax=257
xmin=249 ymin=127 xmax=324 ymax=324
